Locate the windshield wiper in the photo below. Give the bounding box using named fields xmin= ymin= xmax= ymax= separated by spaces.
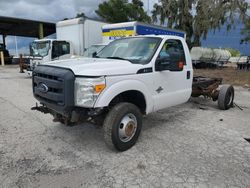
xmin=105 ymin=56 xmax=132 ymax=63
xmin=106 ymin=56 xmax=126 ymax=60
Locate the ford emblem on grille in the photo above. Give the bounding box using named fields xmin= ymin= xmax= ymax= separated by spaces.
xmin=38 ymin=83 xmax=49 ymax=93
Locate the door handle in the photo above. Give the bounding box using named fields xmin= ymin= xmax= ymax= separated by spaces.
xmin=187 ymin=71 xmax=191 ymax=79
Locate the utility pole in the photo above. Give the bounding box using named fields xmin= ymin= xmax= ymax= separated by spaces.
xmin=147 ymin=0 xmax=150 ymax=15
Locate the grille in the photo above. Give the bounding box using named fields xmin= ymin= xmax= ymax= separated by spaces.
xmin=33 ymin=72 xmax=64 ymax=105
xmin=32 ymin=65 xmax=74 ymax=113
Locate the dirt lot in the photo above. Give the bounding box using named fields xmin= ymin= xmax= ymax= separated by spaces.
xmin=194 ymin=67 xmax=250 ymax=86
xmin=1 ymin=65 xmax=250 ymax=188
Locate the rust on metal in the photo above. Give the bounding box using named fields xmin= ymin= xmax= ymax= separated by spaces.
xmin=192 ymin=76 xmax=222 ymax=101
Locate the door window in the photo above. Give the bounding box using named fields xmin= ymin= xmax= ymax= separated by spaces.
xmin=52 ymin=41 xmax=70 ymax=59
xmin=159 ymin=39 xmax=186 ymax=64
xmin=156 ymin=39 xmax=186 ymax=71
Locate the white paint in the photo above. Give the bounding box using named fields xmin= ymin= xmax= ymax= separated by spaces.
xmin=47 ymin=35 xmax=193 ymax=114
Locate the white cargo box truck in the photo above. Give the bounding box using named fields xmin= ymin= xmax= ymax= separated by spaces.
xmin=83 ymin=21 xmax=186 ymax=58
xmin=28 ymin=17 xmax=106 ymax=74
xmin=102 ymin=21 xmax=186 ymax=43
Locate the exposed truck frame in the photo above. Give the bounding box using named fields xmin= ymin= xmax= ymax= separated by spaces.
xmin=192 ymin=77 xmax=234 ymax=110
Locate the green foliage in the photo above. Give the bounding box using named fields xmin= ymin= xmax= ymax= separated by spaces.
xmin=225 ymin=48 xmax=241 ymax=57
xmin=96 ymin=0 xmax=151 ymax=23
xmin=241 ymin=15 xmax=250 ymax=44
xmin=76 ymin=12 xmax=85 ymax=18
xmin=152 ymin=0 xmax=249 ymax=47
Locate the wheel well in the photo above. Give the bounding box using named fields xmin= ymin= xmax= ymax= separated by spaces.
xmin=109 ymin=90 xmax=146 ymax=114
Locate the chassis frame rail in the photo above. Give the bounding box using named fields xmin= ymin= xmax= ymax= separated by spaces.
xmin=192 ymin=76 xmax=223 ymax=101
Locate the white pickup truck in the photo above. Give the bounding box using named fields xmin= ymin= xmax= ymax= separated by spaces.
xmin=32 ymin=35 xmax=234 ymax=151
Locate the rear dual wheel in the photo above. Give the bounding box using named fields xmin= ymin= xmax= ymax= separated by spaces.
xmin=103 ymin=102 xmax=142 ymax=151
xmin=218 ymin=85 xmax=234 ymax=110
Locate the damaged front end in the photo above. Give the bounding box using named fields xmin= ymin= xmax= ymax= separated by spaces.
xmin=31 ymin=65 xmax=105 ymax=126
xmin=31 ymin=103 xmax=105 ymax=126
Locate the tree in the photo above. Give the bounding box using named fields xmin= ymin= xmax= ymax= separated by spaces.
xmin=127 ymin=0 xmax=151 ymax=23
xmin=240 ymin=1 xmax=250 ymax=45
xmin=241 ymin=18 xmax=250 ymax=44
xmin=225 ymin=48 xmax=241 ymax=57
xmin=96 ymin=0 xmax=151 ymax=23
xmin=152 ymin=0 xmax=249 ymax=47
xmin=76 ymin=12 xmax=85 ymax=18
xmin=62 ymin=12 xmax=85 ymax=20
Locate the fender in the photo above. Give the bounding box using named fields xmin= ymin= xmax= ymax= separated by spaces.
xmin=94 ymin=79 xmax=154 ymax=114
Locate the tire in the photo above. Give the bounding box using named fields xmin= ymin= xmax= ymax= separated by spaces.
xmin=218 ymin=85 xmax=234 ymax=110
xmin=103 ymin=102 xmax=142 ymax=151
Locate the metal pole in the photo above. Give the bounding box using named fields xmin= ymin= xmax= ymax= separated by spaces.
xmin=147 ymin=0 xmax=150 ymax=15
xmin=0 ymin=51 xmax=5 ymax=66
xmin=15 ymin=36 xmax=18 ymax=57
xmin=38 ymin=23 xmax=44 ymax=39
xmin=2 ymin=35 xmax=6 ymax=48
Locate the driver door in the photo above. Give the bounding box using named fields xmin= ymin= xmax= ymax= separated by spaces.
xmin=153 ymin=39 xmax=192 ymax=111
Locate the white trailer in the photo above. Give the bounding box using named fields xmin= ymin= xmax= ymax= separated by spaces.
xmin=191 ymin=47 xmax=231 ymax=68
xmin=28 ymin=17 xmax=106 ymax=74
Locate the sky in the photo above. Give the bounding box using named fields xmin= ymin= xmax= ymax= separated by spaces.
xmin=0 ymin=0 xmax=249 ymax=55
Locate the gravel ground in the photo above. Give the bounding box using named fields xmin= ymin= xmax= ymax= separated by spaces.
xmin=1 ymin=65 xmax=250 ymax=188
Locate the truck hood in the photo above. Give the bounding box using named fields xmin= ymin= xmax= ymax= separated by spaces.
xmin=43 ymin=57 xmax=145 ymax=76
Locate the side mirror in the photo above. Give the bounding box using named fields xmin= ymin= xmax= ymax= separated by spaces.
xmin=155 ymin=57 xmax=171 ymax=71
xmin=155 ymin=57 xmax=184 ymax=72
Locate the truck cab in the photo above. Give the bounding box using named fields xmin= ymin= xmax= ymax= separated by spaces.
xmin=27 ymin=17 xmax=107 ymax=75
xmin=28 ymin=39 xmax=73 ymax=74
xmin=32 ymin=35 xmax=193 ymax=151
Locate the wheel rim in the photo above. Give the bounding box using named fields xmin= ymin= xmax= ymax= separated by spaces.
xmin=118 ymin=113 xmax=137 ymax=142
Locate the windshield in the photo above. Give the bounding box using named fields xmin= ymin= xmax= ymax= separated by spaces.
xmin=97 ymin=37 xmax=162 ymax=64
xmin=83 ymin=45 xmax=106 ymax=57
xmin=30 ymin=41 xmax=50 ymax=57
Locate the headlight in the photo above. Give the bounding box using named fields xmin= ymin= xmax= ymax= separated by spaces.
xmin=74 ymin=77 xmax=106 ymax=107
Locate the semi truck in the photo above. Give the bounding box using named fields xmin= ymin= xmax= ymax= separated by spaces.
xmin=28 ymin=17 xmax=106 ymax=74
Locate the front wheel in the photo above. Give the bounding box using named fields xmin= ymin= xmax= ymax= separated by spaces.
xmin=103 ymin=102 xmax=142 ymax=151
